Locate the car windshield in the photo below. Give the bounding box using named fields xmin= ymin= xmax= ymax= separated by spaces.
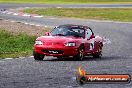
xmin=50 ymin=27 xmax=85 ymax=38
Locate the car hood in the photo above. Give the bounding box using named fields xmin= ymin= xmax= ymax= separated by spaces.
xmin=36 ymin=36 xmax=82 ymax=43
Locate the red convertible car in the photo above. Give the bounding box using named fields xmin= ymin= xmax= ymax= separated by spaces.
xmin=33 ymin=24 xmax=103 ymax=60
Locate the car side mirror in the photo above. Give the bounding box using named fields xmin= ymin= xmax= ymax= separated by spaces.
xmin=87 ymin=34 xmax=95 ymax=40
xmin=91 ymin=33 xmax=95 ymax=38
xmin=44 ymin=32 xmax=50 ymax=36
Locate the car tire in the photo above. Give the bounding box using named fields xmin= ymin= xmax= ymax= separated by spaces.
xmin=33 ymin=51 xmax=45 ymax=60
xmin=93 ymin=46 xmax=102 ymax=58
xmin=74 ymin=46 xmax=84 ymax=61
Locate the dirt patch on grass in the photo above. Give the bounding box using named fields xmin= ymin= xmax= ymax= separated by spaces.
xmin=0 ymin=20 xmax=51 ymax=36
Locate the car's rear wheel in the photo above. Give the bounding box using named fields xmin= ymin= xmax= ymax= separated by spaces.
xmin=33 ymin=51 xmax=45 ymax=60
xmin=74 ymin=46 xmax=84 ymax=61
xmin=93 ymin=46 xmax=102 ymax=58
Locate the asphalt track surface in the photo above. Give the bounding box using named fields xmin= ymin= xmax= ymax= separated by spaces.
xmin=0 ymin=4 xmax=132 ymax=88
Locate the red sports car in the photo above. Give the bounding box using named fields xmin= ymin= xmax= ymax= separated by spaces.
xmin=33 ymin=24 xmax=103 ymax=60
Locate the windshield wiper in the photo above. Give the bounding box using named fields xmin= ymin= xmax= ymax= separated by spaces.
xmin=56 ymin=34 xmax=64 ymax=36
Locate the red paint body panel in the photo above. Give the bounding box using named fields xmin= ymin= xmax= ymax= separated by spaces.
xmin=34 ymin=45 xmax=78 ymax=57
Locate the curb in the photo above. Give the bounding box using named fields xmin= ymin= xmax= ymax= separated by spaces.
xmin=0 ymin=10 xmax=43 ymax=18
xmin=0 ymin=18 xmax=51 ymax=28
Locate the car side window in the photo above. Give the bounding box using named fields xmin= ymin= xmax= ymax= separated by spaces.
xmin=85 ymin=28 xmax=93 ymax=39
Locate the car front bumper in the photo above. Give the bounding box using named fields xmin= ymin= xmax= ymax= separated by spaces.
xmin=34 ymin=45 xmax=78 ymax=57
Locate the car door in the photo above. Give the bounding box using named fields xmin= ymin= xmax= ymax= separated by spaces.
xmin=85 ymin=27 xmax=95 ymax=52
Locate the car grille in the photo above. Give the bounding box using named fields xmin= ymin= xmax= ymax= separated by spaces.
xmin=41 ymin=49 xmax=64 ymax=54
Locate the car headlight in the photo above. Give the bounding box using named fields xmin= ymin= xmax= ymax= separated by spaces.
xmin=35 ymin=40 xmax=43 ymax=45
xmin=65 ymin=42 xmax=76 ymax=46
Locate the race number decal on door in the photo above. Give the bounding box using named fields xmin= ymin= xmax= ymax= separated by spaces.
xmin=89 ymin=41 xmax=94 ymax=50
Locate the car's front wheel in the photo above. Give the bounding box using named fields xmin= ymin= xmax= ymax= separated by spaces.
xmin=33 ymin=51 xmax=45 ymax=60
xmin=74 ymin=46 xmax=84 ymax=61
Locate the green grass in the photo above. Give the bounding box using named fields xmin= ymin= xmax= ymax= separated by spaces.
xmin=0 ymin=0 xmax=132 ymax=4
xmin=23 ymin=8 xmax=132 ymax=22
xmin=0 ymin=30 xmax=36 ymax=58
